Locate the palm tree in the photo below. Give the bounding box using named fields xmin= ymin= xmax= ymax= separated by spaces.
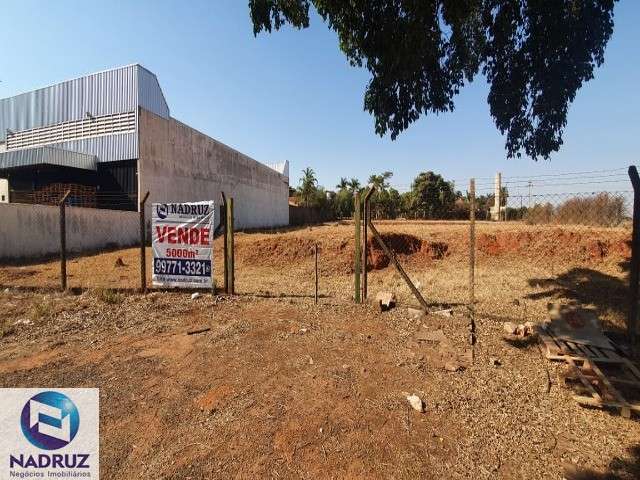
xmin=347 ymin=178 xmax=361 ymax=193
xmin=298 ymin=167 xmax=317 ymax=207
xmin=367 ymin=171 xmax=393 ymax=192
xmin=368 ymin=171 xmax=393 ymax=218
xmin=336 ymin=177 xmax=349 ymax=191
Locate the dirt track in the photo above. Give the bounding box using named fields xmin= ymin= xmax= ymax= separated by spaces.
xmin=1 ymin=221 xmax=638 ymax=478
xmin=1 ymin=290 xmax=639 ymax=479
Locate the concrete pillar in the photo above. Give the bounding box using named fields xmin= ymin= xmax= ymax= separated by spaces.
xmin=491 ymin=172 xmax=502 ymax=221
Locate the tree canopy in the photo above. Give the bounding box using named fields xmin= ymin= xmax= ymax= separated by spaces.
xmin=249 ymin=0 xmax=617 ymax=160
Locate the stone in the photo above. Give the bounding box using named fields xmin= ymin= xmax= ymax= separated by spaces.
xmin=444 ymin=361 xmax=461 ymax=372
xmin=503 ymin=322 xmax=517 ymax=335
xmin=406 ymin=394 xmax=425 ymax=413
xmin=489 ymin=357 xmax=501 ymax=367
xmin=191 ymin=292 xmax=201 ymax=300
xmin=376 ymin=291 xmax=397 ymax=312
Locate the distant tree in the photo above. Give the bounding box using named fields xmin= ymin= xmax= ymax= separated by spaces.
xmin=400 ymin=192 xmax=415 ymax=218
xmin=347 ymin=178 xmax=361 ymax=193
xmin=298 ymin=167 xmax=317 ymax=207
xmin=333 ymin=188 xmax=354 ymax=218
xmin=409 ymin=171 xmax=457 ymax=219
xmin=336 ymin=177 xmax=349 ymax=191
xmin=367 ymin=171 xmax=396 ymax=219
xmin=250 ymin=0 xmax=617 ymax=159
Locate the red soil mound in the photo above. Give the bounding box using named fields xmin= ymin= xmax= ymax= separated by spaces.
xmin=369 ymin=234 xmax=449 ymax=269
xmin=235 ymin=227 xmax=630 ymax=273
xmin=476 ymin=229 xmax=630 ymax=262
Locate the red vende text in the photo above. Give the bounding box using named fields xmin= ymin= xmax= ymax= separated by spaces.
xmin=155 ymin=226 xmax=210 ymax=246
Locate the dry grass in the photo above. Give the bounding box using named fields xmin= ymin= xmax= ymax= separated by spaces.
xmin=0 ymin=220 xmax=631 ymax=334
xmin=0 ymin=220 xmax=638 ymax=478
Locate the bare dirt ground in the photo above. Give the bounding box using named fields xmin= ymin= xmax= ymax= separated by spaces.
xmin=1 ymin=221 xmax=639 ymax=478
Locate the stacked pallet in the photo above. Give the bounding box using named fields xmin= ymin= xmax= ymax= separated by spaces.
xmin=538 ymin=304 xmax=640 ymax=418
xmin=34 ymin=183 xmax=96 ymax=208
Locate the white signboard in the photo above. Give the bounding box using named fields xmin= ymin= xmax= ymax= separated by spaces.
xmin=152 ymin=201 xmax=214 ymax=288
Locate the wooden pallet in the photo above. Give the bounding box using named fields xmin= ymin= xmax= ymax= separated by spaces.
xmin=538 ymin=325 xmax=640 ymax=418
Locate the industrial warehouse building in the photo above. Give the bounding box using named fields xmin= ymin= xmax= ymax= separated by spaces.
xmin=0 ymin=64 xmax=289 ymax=229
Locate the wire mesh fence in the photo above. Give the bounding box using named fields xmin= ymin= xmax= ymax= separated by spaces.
xmin=472 ymin=189 xmax=633 ymax=338
xmin=0 ymin=192 xmax=142 ymax=291
xmin=7 ymin=189 xmax=138 ymax=211
xmin=0 ymin=176 xmax=638 ymax=347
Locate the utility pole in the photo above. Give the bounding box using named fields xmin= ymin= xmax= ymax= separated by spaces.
xmin=528 ymin=181 xmax=533 ymax=208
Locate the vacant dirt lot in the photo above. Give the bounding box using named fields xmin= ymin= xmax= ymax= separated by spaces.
xmin=1 ymin=221 xmax=638 ymax=478
xmin=0 ymin=220 xmax=632 ymax=332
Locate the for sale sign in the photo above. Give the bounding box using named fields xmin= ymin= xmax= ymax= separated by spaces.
xmin=152 ymin=201 xmax=214 ymax=288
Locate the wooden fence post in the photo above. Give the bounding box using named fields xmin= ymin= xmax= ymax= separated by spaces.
xmin=315 ymin=243 xmax=319 ymax=305
xmin=468 ymin=179 xmax=476 ymax=345
xmin=362 ymin=187 xmax=374 ymax=300
xmin=354 ymin=191 xmax=361 ymax=303
xmin=368 ymin=221 xmax=429 ymax=312
xmin=628 ymin=166 xmax=640 ymax=357
xmin=59 ymin=190 xmax=71 ymax=291
xmin=139 ymin=191 xmax=150 ymax=293
xmin=226 ymin=197 xmax=235 ymax=295
xmin=220 ymin=192 xmax=228 ymax=293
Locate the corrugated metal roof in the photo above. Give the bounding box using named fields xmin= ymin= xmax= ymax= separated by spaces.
xmin=0 ymin=146 xmax=97 ymax=171
xmin=0 ymin=64 xmax=169 ymax=144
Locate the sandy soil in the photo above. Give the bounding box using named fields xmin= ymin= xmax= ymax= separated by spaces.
xmin=0 ymin=221 xmax=638 ymax=478
xmin=0 ymin=220 xmax=632 ymax=333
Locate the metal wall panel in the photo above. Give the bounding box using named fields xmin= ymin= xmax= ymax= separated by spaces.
xmin=0 ymin=146 xmax=97 ymax=171
xmin=0 ymin=65 xmax=169 ymax=144
xmin=138 ymin=67 xmax=170 ymax=119
xmin=49 ymin=132 xmax=138 ymax=163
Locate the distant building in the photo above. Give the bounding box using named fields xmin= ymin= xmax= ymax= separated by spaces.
xmin=0 ymin=64 xmax=289 ymax=228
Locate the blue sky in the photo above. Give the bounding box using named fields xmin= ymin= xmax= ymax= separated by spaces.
xmin=0 ymin=0 xmax=637 ymax=196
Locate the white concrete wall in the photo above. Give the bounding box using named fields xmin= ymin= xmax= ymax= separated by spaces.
xmin=0 ymin=203 xmax=138 ymax=260
xmin=138 ymin=108 xmax=289 ymax=229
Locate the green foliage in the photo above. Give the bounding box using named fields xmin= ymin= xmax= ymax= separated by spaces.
xmin=297 ymin=167 xmax=318 ymax=207
xmin=333 ymin=182 xmax=354 ymax=218
xmin=408 ymin=171 xmax=457 ymax=219
xmin=368 ymin=171 xmax=401 ymax=219
xmin=249 ymin=0 xmax=617 ymax=159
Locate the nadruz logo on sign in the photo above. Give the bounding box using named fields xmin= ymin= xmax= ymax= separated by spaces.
xmin=10 ymin=391 xmax=91 ymax=471
xmin=156 ymin=203 xmax=210 ymax=220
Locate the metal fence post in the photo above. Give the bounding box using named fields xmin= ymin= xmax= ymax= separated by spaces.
xmin=59 ymin=190 xmax=71 ymax=291
xmin=226 ymin=197 xmax=235 ymax=295
xmin=628 ymin=166 xmax=640 ymax=357
xmin=354 ymin=191 xmax=361 ymax=303
xmin=139 ymin=191 xmax=150 ymax=293
xmin=469 ymin=179 xmax=476 ymax=345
